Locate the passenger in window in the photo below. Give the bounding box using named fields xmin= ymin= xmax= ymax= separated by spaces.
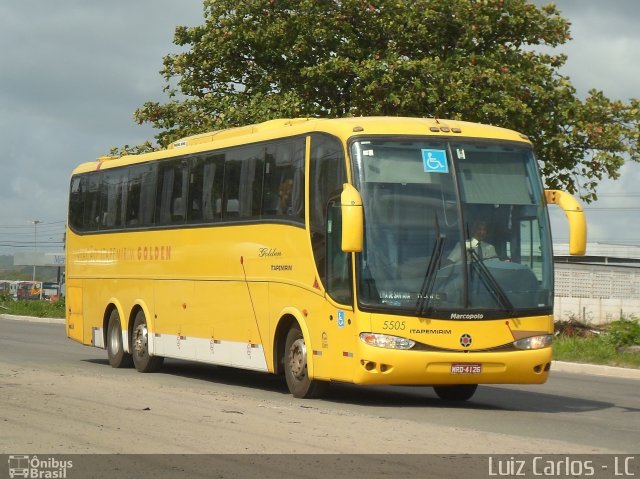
xmin=278 ymin=178 xmax=293 ymax=215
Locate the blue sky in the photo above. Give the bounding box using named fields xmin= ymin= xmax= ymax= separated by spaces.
xmin=0 ymin=0 xmax=638 ymax=254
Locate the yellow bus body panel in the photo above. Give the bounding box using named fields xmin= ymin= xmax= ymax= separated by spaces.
xmin=65 ymin=282 xmax=84 ymax=343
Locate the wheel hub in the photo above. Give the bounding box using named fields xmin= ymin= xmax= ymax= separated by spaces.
xmin=288 ymin=338 xmax=307 ymax=380
xmin=133 ymin=324 xmax=148 ymax=356
xmin=109 ymin=325 xmax=121 ymax=352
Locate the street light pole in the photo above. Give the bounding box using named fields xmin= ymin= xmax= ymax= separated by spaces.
xmin=32 ymin=220 xmax=41 ymax=284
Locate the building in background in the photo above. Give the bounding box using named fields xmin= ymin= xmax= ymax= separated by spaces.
xmin=554 ymin=243 xmax=640 ymax=325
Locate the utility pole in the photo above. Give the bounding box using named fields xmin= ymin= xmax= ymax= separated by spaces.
xmin=32 ymin=220 xmax=41 ymax=284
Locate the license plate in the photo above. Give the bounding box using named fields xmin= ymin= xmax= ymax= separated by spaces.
xmin=451 ymin=363 xmax=482 ymax=374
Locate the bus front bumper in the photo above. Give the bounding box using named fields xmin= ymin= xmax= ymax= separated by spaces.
xmin=350 ymin=343 xmax=553 ymax=386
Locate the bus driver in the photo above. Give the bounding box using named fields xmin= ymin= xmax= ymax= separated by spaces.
xmin=447 ymin=220 xmax=497 ymax=263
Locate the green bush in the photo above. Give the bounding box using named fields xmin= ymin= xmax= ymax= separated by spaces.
xmin=553 ymin=315 xmax=640 ymax=368
xmin=604 ymin=317 xmax=640 ymax=348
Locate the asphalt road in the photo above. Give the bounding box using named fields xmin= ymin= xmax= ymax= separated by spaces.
xmin=1 ymin=316 xmax=639 ymax=459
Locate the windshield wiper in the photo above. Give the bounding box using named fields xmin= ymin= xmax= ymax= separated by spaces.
xmin=468 ymin=248 xmax=515 ymax=314
xmin=416 ymin=213 xmax=447 ymax=315
xmin=416 ymin=233 xmax=446 ymax=316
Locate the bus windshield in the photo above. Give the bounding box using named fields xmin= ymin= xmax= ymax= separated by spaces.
xmin=350 ymin=138 xmax=553 ymax=319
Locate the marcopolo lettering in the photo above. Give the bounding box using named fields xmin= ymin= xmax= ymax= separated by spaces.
xmin=450 ymin=313 xmax=484 ymax=319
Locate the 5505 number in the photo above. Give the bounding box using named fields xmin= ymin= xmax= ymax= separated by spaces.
xmin=382 ymin=320 xmax=406 ymax=331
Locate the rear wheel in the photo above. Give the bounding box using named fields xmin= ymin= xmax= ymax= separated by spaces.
xmin=131 ymin=310 xmax=164 ymax=373
xmin=106 ymin=309 xmax=132 ymax=368
xmin=433 ymin=384 xmax=478 ymax=401
xmin=284 ymin=324 xmax=327 ymax=399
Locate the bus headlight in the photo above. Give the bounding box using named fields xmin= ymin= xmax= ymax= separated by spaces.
xmin=359 ymin=333 xmax=415 ymax=350
xmin=513 ymin=334 xmax=553 ymax=350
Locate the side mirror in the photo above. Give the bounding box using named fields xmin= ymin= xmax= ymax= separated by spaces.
xmin=340 ymin=184 xmax=363 ymax=253
xmin=545 ymin=189 xmax=587 ymax=255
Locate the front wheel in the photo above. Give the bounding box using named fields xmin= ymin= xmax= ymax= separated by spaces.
xmin=131 ymin=311 xmax=164 ymax=373
xmin=106 ymin=309 xmax=132 ymax=368
xmin=283 ymin=324 xmax=327 ymax=399
xmin=433 ymin=384 xmax=478 ymax=401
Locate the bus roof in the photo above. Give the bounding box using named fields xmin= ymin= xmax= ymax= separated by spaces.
xmin=72 ymin=117 xmax=531 ymax=174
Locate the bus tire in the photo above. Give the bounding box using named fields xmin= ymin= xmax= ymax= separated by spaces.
xmin=283 ymin=324 xmax=327 ymax=399
xmin=106 ymin=309 xmax=132 ymax=368
xmin=433 ymin=384 xmax=478 ymax=401
xmin=131 ymin=310 xmax=164 ymax=373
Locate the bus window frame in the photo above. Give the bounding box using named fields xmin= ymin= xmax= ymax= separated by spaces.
xmin=68 ymin=135 xmax=309 ymax=236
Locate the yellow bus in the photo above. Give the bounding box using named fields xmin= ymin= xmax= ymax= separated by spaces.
xmin=66 ymin=117 xmax=586 ymax=401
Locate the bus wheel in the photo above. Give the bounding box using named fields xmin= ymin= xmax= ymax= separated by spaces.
xmin=131 ymin=311 xmax=164 ymax=373
xmin=433 ymin=384 xmax=478 ymax=401
xmin=106 ymin=309 xmax=132 ymax=368
xmin=284 ymin=324 xmax=327 ymax=399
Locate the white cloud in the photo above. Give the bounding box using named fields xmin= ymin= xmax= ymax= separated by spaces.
xmin=0 ymin=0 xmax=202 ymax=252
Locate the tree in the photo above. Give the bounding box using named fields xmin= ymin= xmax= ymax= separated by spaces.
xmin=134 ymin=0 xmax=640 ymax=202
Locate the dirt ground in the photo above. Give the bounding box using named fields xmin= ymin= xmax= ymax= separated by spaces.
xmin=0 ymin=363 xmax=614 ymax=455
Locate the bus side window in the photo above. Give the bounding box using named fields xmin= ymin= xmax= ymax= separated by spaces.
xmin=126 ymin=163 xmax=156 ymax=227
xmin=188 ymin=158 xmax=204 ymax=222
xmin=190 ymin=153 xmax=224 ymax=223
xmin=264 ymin=143 xmax=290 ymax=216
xmin=310 ymin=133 xmax=347 ymax=290
xmin=263 ymin=138 xmax=305 ymax=221
xmin=326 ymin=199 xmax=352 ymax=304
xmin=156 ymin=159 xmax=188 ymax=225
xmin=242 ymin=146 xmax=265 ymax=218
xmin=83 ymin=173 xmax=102 ymax=232
xmin=100 ymin=168 xmax=126 ymax=229
xmin=69 ymin=176 xmax=84 ymax=231
xmin=222 ymin=145 xmax=264 ymax=219
xmin=223 ymin=157 xmax=241 ymax=218
xmin=289 ymin=138 xmax=305 ymax=220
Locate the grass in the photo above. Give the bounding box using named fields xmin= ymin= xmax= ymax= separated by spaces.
xmin=553 ymin=317 xmax=640 ymax=369
xmin=553 ymin=336 xmax=640 ymax=368
xmin=0 ymin=295 xmax=66 ymax=319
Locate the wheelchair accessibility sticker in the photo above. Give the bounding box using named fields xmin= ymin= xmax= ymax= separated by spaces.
xmin=421 ymin=149 xmax=448 ymax=173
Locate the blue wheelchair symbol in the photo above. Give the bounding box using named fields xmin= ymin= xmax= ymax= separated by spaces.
xmin=422 ymin=149 xmax=448 ymax=173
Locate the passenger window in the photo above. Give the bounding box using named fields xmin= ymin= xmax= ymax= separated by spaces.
xmin=263 ymin=138 xmax=305 ymax=221
xmin=126 ymin=163 xmax=156 ymax=227
xmin=189 ymin=153 xmax=224 ymax=222
xmin=223 ymin=157 xmax=241 ymax=218
xmin=82 ymin=173 xmax=102 ymax=231
xmin=69 ymin=176 xmax=84 ymax=231
xmin=156 ymin=159 xmax=189 ymax=225
xmin=100 ymin=168 xmax=126 ymax=229
xmin=224 ymin=145 xmax=264 ymax=219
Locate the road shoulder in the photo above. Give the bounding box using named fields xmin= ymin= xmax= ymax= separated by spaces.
xmin=0 ymin=313 xmax=65 ymax=325
xmin=552 ymin=360 xmax=640 ymax=380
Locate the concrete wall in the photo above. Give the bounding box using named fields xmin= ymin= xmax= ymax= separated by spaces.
xmin=554 ymin=263 xmax=640 ymax=324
